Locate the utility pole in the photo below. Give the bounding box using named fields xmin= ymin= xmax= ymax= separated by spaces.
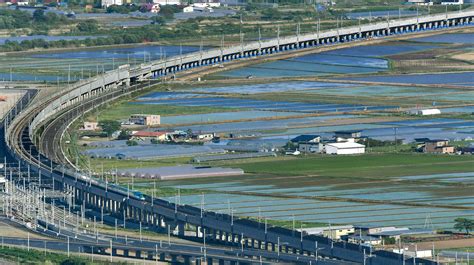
xmin=296 ymin=22 xmax=301 ymax=44
xmin=258 ymin=27 xmax=262 ymax=54
xmin=168 ymin=224 xmax=171 ymax=245
xmin=152 ymin=181 xmax=155 ymax=206
xmin=277 ymin=25 xmax=280 ymax=50
xmin=315 ymin=241 xmax=318 ymax=261
xmin=67 ymin=236 xmax=70 ymax=257
xmin=241 ymin=233 xmax=244 ymax=253
xmin=67 ymin=64 xmax=71 ymax=84
xmin=199 ymin=38 xmax=203 ymax=64
xmin=240 ymin=30 xmax=244 ymax=56
xmin=317 ymin=18 xmax=320 ymax=44
xmin=110 ymin=240 xmax=113 ymax=262
xmin=179 ymin=44 xmax=183 ymax=66
xmin=200 ymin=193 xmax=204 ymax=218
xmin=277 ymin=237 xmax=280 ymax=257
xmin=220 ymin=35 xmax=224 ymax=62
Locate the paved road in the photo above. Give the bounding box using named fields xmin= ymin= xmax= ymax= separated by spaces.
xmin=35 ymin=217 xmax=348 ymax=264
xmin=0 ymin=216 xmax=352 ymax=264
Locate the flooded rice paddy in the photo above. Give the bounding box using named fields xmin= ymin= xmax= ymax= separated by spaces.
xmin=134 ymin=95 xmax=395 ymax=113
xmin=161 ymin=110 xmax=304 ymax=125
xmin=0 ymin=44 xmax=202 ymax=82
xmin=216 ymin=43 xmax=438 ymax=78
xmin=410 ymin=33 xmax=474 ymax=44
xmin=71 ymin=31 xmax=474 ymax=230
xmin=0 ymin=35 xmax=104 ymax=45
xmin=342 ymin=72 xmax=474 ymax=87
xmin=218 ymin=54 xmax=387 ymax=78
xmin=161 ymin=174 xmax=474 ymax=229
xmin=345 ymin=10 xmax=419 ymax=20
xmin=184 ymin=81 xmax=351 ymax=94
xmin=120 ymin=82 xmax=474 ymax=230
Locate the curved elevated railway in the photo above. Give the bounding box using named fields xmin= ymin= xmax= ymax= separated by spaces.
xmin=4 ymin=11 xmax=474 ymax=264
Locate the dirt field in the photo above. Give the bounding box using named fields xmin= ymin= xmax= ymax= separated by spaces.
xmin=0 ymin=219 xmax=48 ymax=240
xmin=417 ymin=238 xmax=474 ymax=250
xmin=0 ymin=258 xmax=15 ymax=265
xmin=452 ymin=51 xmax=474 ymax=62
xmin=0 ymin=89 xmax=25 ymax=120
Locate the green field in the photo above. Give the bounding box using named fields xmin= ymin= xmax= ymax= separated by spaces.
xmin=0 ymin=246 xmax=124 ymax=265
xmin=88 ymin=157 xmax=192 ymax=172
xmin=92 ymin=102 xmax=235 ymax=122
xmin=211 ymin=153 xmax=474 ymax=179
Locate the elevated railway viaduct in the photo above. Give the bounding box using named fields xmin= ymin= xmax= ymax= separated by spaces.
xmin=4 ymin=10 xmax=474 ymax=264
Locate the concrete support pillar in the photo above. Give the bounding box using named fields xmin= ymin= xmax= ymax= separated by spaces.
xmin=178 ymin=222 xmax=185 ymax=237
xmin=207 ymin=257 xmax=213 ymax=265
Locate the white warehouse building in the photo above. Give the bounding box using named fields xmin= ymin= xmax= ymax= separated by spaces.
xmin=102 ymin=0 xmax=122 ymax=7
xmin=408 ymin=108 xmax=441 ymax=116
xmin=153 ymin=0 xmax=181 ymax=5
xmin=325 ymin=142 xmax=365 ymax=155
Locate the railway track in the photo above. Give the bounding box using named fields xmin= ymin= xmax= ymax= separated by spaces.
xmin=40 ymin=81 xmax=157 ymax=167
xmin=6 ymin=15 xmax=471 ymax=264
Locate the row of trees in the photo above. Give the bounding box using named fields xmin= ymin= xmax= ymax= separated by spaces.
xmin=0 ymin=5 xmax=352 ymax=52
xmin=0 ymin=16 xmax=259 ymax=52
xmin=0 ymin=9 xmax=71 ymax=30
xmin=106 ymin=4 xmax=141 ymax=14
xmin=105 ymin=3 xmax=180 ymax=18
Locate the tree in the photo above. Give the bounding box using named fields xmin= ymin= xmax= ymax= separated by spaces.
xmin=160 ymin=5 xmax=179 ymax=19
xmin=99 ymin=120 xmax=121 ymax=137
xmin=76 ymin=20 xmax=99 ymax=32
xmin=454 ymin=218 xmax=474 ymax=234
xmin=126 ymin=140 xmax=138 ymax=146
xmin=151 ymin=16 xmax=166 ymax=25
xmin=186 ymin=128 xmax=193 ymax=137
xmin=283 ymin=141 xmax=297 ymax=150
xmin=32 ymin=9 xmax=46 ymax=22
xmin=60 ymin=258 xmax=87 ymax=265
xmin=117 ymin=129 xmax=130 ymax=140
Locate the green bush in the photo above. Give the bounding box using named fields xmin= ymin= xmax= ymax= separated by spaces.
xmin=126 ymin=140 xmax=138 ymax=146
xmin=76 ymin=20 xmax=99 ymax=32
